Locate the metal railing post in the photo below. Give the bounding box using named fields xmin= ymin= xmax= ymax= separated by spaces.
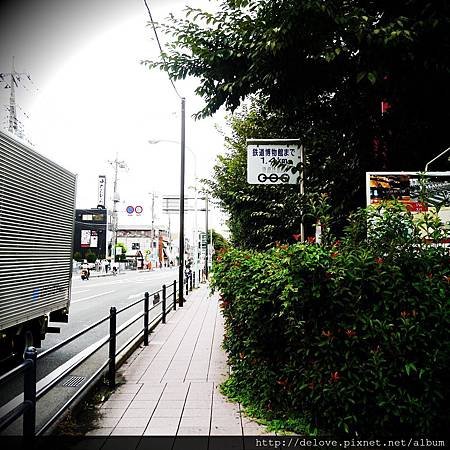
xmin=162 ymin=285 xmax=166 ymax=324
xmin=189 ymin=273 xmax=193 ymax=291
xmin=185 ymin=277 xmax=189 ymax=297
xmin=173 ymin=280 xmax=177 ymax=310
xmin=108 ymin=307 xmax=117 ymax=388
xmin=23 ymin=346 xmax=37 ymax=437
xmin=144 ymin=292 xmax=149 ymax=346
xmin=179 ymin=279 xmax=183 ymax=307
xmin=193 ymin=271 xmax=196 ymax=288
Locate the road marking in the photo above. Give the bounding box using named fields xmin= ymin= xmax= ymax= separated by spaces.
xmin=73 ymin=280 xmax=123 ymax=288
xmin=127 ymin=293 xmax=144 ymax=299
xmin=71 ymin=289 xmax=89 ymax=295
xmin=72 ymin=290 xmax=115 ymax=304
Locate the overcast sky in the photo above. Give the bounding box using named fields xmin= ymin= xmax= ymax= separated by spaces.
xmin=0 ymin=0 xmax=229 ymax=237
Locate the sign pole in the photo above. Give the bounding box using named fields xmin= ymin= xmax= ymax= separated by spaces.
xmin=246 ymin=138 xmax=304 ymax=241
xmin=299 ymin=144 xmax=305 ymax=242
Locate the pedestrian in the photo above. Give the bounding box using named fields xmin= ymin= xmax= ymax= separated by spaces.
xmin=81 ymin=259 xmax=90 ymax=279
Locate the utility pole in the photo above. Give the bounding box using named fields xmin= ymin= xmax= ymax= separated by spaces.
xmin=210 ymin=227 xmax=213 ymax=269
xmin=108 ymin=154 xmax=127 ymax=262
xmin=205 ymin=195 xmax=209 ymax=280
xmin=1 ymin=57 xmax=33 ymax=139
xmin=151 ymin=192 xmax=156 ymax=267
xmin=8 ymin=58 xmax=18 ymax=136
xmin=188 ymin=184 xmax=199 ymax=277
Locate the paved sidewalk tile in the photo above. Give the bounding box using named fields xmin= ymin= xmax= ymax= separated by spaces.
xmin=89 ymin=283 xmax=268 ymax=438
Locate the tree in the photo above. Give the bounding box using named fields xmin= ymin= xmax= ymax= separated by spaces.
xmin=145 ymin=0 xmax=450 ymax=218
xmin=208 ymin=228 xmax=230 ymax=254
xmin=205 ymin=103 xmax=306 ymax=249
xmin=85 ymin=251 xmax=97 ymax=264
xmin=115 ymin=242 xmax=127 ymax=262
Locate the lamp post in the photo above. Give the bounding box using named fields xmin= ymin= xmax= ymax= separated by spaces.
xmin=148 ymin=191 xmax=156 ymax=268
xmin=147 ymin=98 xmax=195 ymax=305
xmin=180 ymin=97 xmax=186 ymax=305
xmin=424 ymin=146 xmax=450 ymax=172
xmin=148 ymin=135 xmax=199 ymax=298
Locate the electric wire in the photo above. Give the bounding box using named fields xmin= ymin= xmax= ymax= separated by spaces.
xmin=142 ymin=0 xmax=182 ymax=99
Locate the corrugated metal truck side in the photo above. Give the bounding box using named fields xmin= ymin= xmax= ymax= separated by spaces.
xmin=0 ymin=131 xmax=76 ymax=362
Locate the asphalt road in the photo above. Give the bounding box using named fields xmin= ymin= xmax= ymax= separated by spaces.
xmin=44 ymin=267 xmax=179 ymax=367
xmin=0 ymin=267 xmax=180 ymax=434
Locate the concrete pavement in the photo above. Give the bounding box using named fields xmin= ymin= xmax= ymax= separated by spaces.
xmin=87 ymin=282 xmax=268 ymax=437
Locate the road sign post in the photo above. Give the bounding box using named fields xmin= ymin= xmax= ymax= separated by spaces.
xmin=246 ymin=139 xmax=301 ymax=185
xmin=246 ymin=139 xmax=304 ymax=241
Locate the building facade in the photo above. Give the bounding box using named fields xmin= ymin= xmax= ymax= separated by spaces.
xmin=116 ymin=225 xmax=174 ymax=269
xmin=73 ymin=208 xmax=108 ymax=260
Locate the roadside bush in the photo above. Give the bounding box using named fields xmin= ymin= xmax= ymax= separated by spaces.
xmin=85 ymin=251 xmax=97 ymax=263
xmin=212 ymin=204 xmax=450 ymax=436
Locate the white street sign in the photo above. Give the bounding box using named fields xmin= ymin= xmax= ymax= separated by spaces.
xmin=98 ymin=175 xmax=106 ymax=208
xmin=247 ymin=140 xmax=301 ymax=184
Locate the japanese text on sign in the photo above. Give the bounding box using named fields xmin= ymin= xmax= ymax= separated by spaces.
xmin=247 ymin=144 xmax=301 ymax=184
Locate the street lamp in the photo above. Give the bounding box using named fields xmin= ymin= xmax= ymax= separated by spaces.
xmin=424 ymin=146 xmax=450 ymax=171
xmin=147 ymin=99 xmax=188 ymax=306
xmin=148 ymin=138 xmax=199 ymax=277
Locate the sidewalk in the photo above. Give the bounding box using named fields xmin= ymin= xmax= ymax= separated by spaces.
xmin=87 ymin=283 xmax=268 ymax=437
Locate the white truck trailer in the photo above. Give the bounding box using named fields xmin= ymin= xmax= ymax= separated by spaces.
xmin=0 ymin=131 xmax=76 ymax=362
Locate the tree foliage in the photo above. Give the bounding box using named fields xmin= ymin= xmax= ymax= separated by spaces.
xmin=115 ymin=242 xmax=127 ymax=262
xmin=145 ymin=0 xmax=450 ymax=224
xmin=208 ymin=228 xmax=230 ymax=254
xmin=204 ymin=102 xmax=306 ymax=249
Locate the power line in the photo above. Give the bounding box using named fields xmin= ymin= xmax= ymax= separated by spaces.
xmin=142 ymin=0 xmax=182 ymax=99
xmin=0 ymin=56 xmax=36 ymax=141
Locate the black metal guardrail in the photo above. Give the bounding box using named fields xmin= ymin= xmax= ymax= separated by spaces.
xmin=0 ymin=271 xmax=199 ymax=437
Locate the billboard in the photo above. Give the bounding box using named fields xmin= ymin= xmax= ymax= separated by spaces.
xmin=80 ymin=229 xmax=98 ymax=248
xmin=366 ymin=172 xmax=450 ymax=230
xmin=80 ymin=229 xmax=91 ymax=248
xmin=74 ymin=209 xmax=107 ymax=259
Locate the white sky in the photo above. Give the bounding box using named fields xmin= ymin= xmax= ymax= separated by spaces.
xmin=0 ymin=0 xmax=229 ymax=238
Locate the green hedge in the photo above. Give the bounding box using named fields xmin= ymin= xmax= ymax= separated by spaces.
xmin=212 ymin=205 xmax=450 ymax=436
